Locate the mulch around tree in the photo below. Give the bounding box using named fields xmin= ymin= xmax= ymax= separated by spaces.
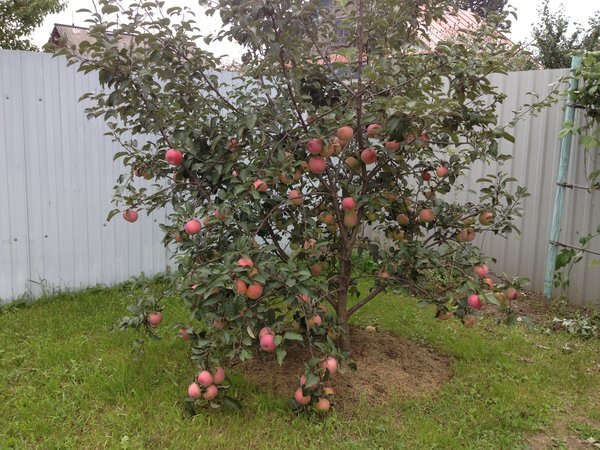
xmin=236 ymin=327 xmax=451 ymax=412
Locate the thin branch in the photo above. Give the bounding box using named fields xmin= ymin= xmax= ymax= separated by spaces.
xmin=348 ymin=284 xmax=386 ymax=316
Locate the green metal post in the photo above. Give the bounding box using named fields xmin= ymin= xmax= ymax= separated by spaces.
xmin=543 ymin=55 xmax=583 ymax=300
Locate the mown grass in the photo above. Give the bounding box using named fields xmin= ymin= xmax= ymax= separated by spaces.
xmin=0 ymin=284 xmax=598 ymax=449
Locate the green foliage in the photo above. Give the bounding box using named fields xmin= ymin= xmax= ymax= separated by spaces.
xmin=0 ymin=0 xmax=66 ymax=51
xmin=451 ymin=0 xmax=507 ymax=18
xmin=60 ymin=0 xmax=540 ymax=412
xmin=530 ymin=1 xmax=600 ymax=69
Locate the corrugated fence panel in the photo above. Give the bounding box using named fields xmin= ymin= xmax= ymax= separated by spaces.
xmin=0 ymin=50 xmax=170 ymax=303
xmin=0 ymin=50 xmax=598 ymax=306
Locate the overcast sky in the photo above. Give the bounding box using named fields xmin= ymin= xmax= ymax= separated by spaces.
xmin=32 ymin=0 xmax=599 ymax=59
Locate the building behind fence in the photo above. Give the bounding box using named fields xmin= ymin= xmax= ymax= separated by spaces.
xmin=1 ymin=50 xmax=598 ymax=306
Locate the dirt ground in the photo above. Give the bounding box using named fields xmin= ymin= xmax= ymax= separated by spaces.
xmin=237 ymin=327 xmax=451 ymax=412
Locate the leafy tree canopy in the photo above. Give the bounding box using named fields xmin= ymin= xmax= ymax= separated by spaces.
xmin=0 ymin=0 xmax=66 ymax=51
xmin=452 ymin=0 xmax=507 ymax=17
xmin=530 ymin=0 xmax=600 ymax=69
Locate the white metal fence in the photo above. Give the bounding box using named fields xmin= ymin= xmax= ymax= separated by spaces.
xmin=1 ymin=50 xmax=598 ymax=305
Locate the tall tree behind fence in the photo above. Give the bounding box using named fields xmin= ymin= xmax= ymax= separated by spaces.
xmin=0 ymin=50 xmax=598 ymax=306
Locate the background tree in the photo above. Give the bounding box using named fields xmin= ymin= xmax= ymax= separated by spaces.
xmin=529 ymin=0 xmax=600 ymax=69
xmin=62 ymin=0 xmax=534 ymax=414
xmin=0 ymin=0 xmax=66 ymax=50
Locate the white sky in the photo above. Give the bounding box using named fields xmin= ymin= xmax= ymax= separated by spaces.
xmin=32 ymin=0 xmax=599 ymax=58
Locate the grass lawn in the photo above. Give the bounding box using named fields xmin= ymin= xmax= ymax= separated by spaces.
xmin=1 ymin=284 xmax=599 ymax=449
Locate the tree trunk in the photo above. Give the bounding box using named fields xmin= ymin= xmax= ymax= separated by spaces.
xmin=336 ymin=251 xmax=353 ymax=352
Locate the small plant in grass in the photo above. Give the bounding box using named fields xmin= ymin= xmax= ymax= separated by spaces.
xmin=62 ymin=0 xmax=541 ymax=413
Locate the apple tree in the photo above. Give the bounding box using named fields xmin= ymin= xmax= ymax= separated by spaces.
xmin=62 ymin=0 xmax=533 ymax=413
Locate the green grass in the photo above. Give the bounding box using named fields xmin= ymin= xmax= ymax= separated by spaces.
xmin=1 ymin=285 xmax=599 ymax=449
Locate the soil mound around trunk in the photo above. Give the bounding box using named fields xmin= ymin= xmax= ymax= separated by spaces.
xmin=238 ymin=327 xmax=451 ymax=411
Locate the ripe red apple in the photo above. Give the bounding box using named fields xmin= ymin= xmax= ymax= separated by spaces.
xmin=418 ymin=209 xmax=435 ymax=222
xmin=188 ymin=382 xmax=202 ymax=399
xmin=474 ymin=264 xmax=489 ymax=278
xmin=343 ymin=211 xmax=358 ymax=228
xmin=436 ymin=166 xmax=449 ymax=177
xmin=366 ymin=123 xmax=383 ymax=138
xmin=505 ymin=288 xmax=519 ymax=300
xmin=235 ymin=279 xmax=248 ymax=294
xmin=320 ymin=144 xmax=334 ymax=158
xmin=148 ymin=312 xmax=163 ymax=326
xmin=385 ymin=140 xmax=401 ymax=151
xmin=260 ymin=334 xmax=276 ymax=352
xmin=308 ymin=157 xmax=327 ymax=174
xmin=238 ymin=257 xmax=253 ymax=268
xmin=336 ymin=126 xmax=354 ymax=141
xmin=259 ymin=326 xmax=273 ymax=339
xmin=421 ymin=171 xmax=432 ymax=181
xmin=319 ymin=212 xmax=335 ymax=225
xmin=315 ymin=397 xmax=331 ymax=413
xmin=310 ymin=263 xmax=323 ymax=277
xmin=342 ymin=197 xmax=356 ymax=210
xmin=227 ymin=138 xmax=239 ymax=150
xmin=458 ymin=228 xmax=476 ymax=242
xmin=396 ymin=213 xmax=410 ymax=225
xmin=345 ymin=156 xmax=360 ymax=171
xmin=294 ymin=388 xmax=311 ymax=406
xmin=289 ymin=189 xmax=304 ymax=206
xmin=467 ymin=294 xmax=483 ymax=309
xmin=320 ymin=356 xmax=338 ymax=375
xmin=184 ymin=218 xmax=202 ymax=235
xmin=307 ymin=138 xmax=324 ymax=155
xmin=165 ymin=148 xmax=183 ymax=165
xmin=213 ymin=367 xmax=226 ymax=385
xmin=479 ymin=211 xmax=494 ymax=226
xmin=123 ymin=210 xmax=139 ymax=223
xmin=197 ymin=370 xmax=213 ymax=387
xmin=178 ymin=327 xmax=190 ymax=341
xmin=360 ymin=147 xmax=377 ymax=165
xmin=203 ymin=384 xmax=218 ymax=401
xmin=253 ymin=179 xmax=267 ymax=192
xmin=308 ymin=315 xmax=322 ymax=327
xmin=483 ymin=278 xmax=495 ymax=289
xmin=246 ymin=283 xmax=264 ymax=300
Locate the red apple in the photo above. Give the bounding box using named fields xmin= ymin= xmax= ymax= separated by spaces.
xmin=479 ymin=211 xmax=494 ymax=226
xmin=463 ymin=316 xmax=477 ymax=327
xmin=308 ymin=157 xmax=327 ymax=174
xmin=367 ymin=123 xmax=383 ymax=138
xmin=307 ymin=138 xmax=324 ymax=155
xmin=238 ymin=257 xmax=254 ymax=268
xmin=294 ymin=388 xmax=311 ymax=406
xmin=467 ymin=294 xmax=483 ymax=309
xmin=165 ymin=148 xmax=183 ymax=165
xmin=385 ymin=140 xmax=401 ymax=151
xmin=246 ymin=283 xmax=264 ymax=300
xmin=197 ymin=370 xmax=213 ymax=387
xmin=341 ymin=197 xmax=356 ymax=210
xmin=213 ymin=367 xmax=226 ymax=385
xmin=360 ymin=148 xmax=377 ymax=165
xmin=345 ymin=156 xmax=360 ymax=171
xmin=289 ymin=189 xmax=304 ymax=206
xmin=421 ymin=171 xmax=432 ymax=181
xmin=474 ymin=264 xmax=489 ymax=278
xmin=148 ymin=312 xmax=163 ymax=326
xmin=343 ymin=211 xmax=358 ymax=228
xmin=259 ymin=326 xmax=273 ymax=339
xmin=320 ymin=356 xmax=338 ymax=375
xmin=396 ymin=213 xmax=410 ymax=225
xmin=253 ymin=179 xmax=267 ymax=192
xmin=203 ymin=384 xmax=218 ymax=401
xmin=319 ymin=212 xmax=335 ymax=225
xmin=184 ymin=218 xmax=202 ymax=235
xmin=123 ymin=210 xmax=139 ymax=223
xmin=228 ymin=138 xmax=239 ymax=150
xmin=235 ymin=279 xmax=248 ymax=294
xmin=315 ymin=397 xmax=331 ymax=413
xmin=188 ymin=382 xmax=202 ymax=399
xmin=336 ymin=126 xmax=354 ymax=141
xmin=505 ymin=288 xmax=519 ymax=300
xmin=418 ymin=209 xmax=435 ymax=222
xmin=310 ymin=263 xmax=323 ymax=276
xmin=483 ymin=278 xmax=495 ymax=289
xmin=260 ymin=334 xmax=276 ymax=352
xmin=436 ymin=166 xmax=449 ymax=177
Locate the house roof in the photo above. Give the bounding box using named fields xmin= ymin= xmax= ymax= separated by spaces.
xmin=48 ymin=24 xmax=136 ymax=54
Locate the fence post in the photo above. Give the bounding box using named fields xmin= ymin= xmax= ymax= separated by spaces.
xmin=543 ymin=55 xmax=582 ymax=301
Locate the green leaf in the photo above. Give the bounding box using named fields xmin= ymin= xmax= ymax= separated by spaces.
xmin=275 ymin=347 xmax=287 ymax=365
xmin=283 ymin=331 xmax=304 ymax=342
xmin=221 ymin=396 xmax=242 ymax=410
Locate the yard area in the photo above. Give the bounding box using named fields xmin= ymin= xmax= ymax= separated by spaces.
xmin=1 ymin=283 xmax=598 ymax=449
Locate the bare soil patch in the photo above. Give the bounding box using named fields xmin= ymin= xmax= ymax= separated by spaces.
xmin=237 ymin=327 xmax=451 ymax=412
